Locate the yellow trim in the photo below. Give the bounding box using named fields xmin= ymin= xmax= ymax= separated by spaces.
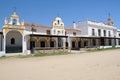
xmin=4 ymin=27 xmax=24 ymax=35
xmin=19 ymin=29 xmax=24 ymax=34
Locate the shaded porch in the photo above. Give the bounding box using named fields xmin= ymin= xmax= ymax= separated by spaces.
xmin=28 ymin=34 xmax=69 ymax=53
xmin=70 ymin=36 xmax=120 ymax=50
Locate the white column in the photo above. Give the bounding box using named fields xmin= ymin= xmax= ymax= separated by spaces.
xmin=3 ymin=34 xmax=6 ymax=54
xmin=22 ymin=35 xmax=27 ymax=54
xmin=116 ymin=39 xmax=118 ymax=46
xmin=62 ymin=38 xmax=65 ymax=48
xmin=56 ymin=38 xmax=58 ymax=48
xmin=68 ymin=37 xmax=71 ymax=48
xmin=112 ymin=39 xmax=115 ymax=47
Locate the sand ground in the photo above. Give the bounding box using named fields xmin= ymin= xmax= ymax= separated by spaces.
xmin=0 ymin=49 xmax=120 ymax=80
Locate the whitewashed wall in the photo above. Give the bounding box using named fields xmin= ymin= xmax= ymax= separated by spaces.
xmin=76 ymin=21 xmax=88 ymax=35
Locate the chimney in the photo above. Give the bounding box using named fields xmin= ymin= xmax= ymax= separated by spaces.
xmin=73 ymin=21 xmax=76 ymax=28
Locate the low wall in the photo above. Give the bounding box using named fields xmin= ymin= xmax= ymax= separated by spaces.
xmin=100 ymin=46 xmax=112 ymax=49
xmin=0 ymin=51 xmax=5 ymax=57
xmin=33 ymin=47 xmax=71 ymax=54
xmin=115 ymin=45 xmax=120 ymax=48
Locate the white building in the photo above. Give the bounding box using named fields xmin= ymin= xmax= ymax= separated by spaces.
xmin=73 ymin=16 xmax=120 ymax=48
xmin=0 ymin=12 xmax=81 ymax=56
xmin=0 ymin=12 xmax=120 ymax=56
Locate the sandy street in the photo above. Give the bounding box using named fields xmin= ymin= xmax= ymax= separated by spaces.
xmin=0 ymin=49 xmax=120 ymax=80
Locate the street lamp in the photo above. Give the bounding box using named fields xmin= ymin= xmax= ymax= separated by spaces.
xmin=30 ymin=24 xmax=34 ymax=54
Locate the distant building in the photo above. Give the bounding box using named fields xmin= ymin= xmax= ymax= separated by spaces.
xmin=0 ymin=12 xmax=120 ymax=56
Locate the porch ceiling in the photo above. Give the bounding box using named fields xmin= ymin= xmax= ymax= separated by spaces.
xmin=70 ymin=36 xmax=120 ymax=39
xmin=29 ymin=34 xmax=68 ymax=38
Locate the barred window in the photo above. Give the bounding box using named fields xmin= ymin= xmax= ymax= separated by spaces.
xmin=92 ymin=29 xmax=95 ymax=36
xmin=11 ymin=38 xmax=15 ymax=45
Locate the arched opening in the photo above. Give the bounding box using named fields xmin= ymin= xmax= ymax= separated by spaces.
xmin=12 ymin=19 xmax=17 ymax=25
xmin=6 ymin=30 xmax=22 ymax=53
xmin=50 ymin=41 xmax=54 ymax=47
xmin=39 ymin=38 xmax=47 ymax=48
xmin=92 ymin=39 xmax=96 ymax=46
xmin=65 ymin=42 xmax=68 ymax=48
xmin=49 ymin=38 xmax=56 ymax=48
xmin=78 ymin=41 xmax=81 ymax=48
xmin=72 ymin=41 xmax=75 ymax=48
xmin=30 ymin=41 xmax=35 ymax=49
xmin=40 ymin=41 xmax=45 ymax=47
xmin=27 ymin=38 xmax=37 ymax=50
xmin=101 ymin=38 xmax=105 ymax=46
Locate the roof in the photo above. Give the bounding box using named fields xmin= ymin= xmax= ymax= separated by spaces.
xmin=70 ymin=36 xmax=120 ymax=39
xmin=65 ymin=27 xmax=81 ymax=31
xmin=24 ymin=22 xmax=81 ymax=31
xmin=24 ymin=22 xmax=51 ymax=29
xmin=87 ymin=20 xmax=116 ymax=29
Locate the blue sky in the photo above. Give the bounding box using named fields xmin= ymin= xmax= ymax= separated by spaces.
xmin=0 ymin=0 xmax=120 ymax=29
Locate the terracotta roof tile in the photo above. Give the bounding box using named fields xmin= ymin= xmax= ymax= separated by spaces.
xmin=24 ymin=23 xmax=81 ymax=31
xmin=24 ymin=22 xmax=51 ymax=29
xmin=65 ymin=27 xmax=81 ymax=31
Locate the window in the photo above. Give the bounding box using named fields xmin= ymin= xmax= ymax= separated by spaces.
xmin=104 ymin=30 xmax=106 ymax=36
xmin=46 ymin=30 xmax=50 ymax=35
xmin=31 ymin=28 xmax=36 ymax=32
xmin=92 ymin=29 xmax=95 ymax=36
xmin=73 ymin=32 xmax=76 ymax=36
xmin=119 ymin=34 xmax=120 ymax=37
xmin=11 ymin=38 xmax=15 ymax=45
xmin=58 ymin=31 xmax=60 ymax=34
xmin=12 ymin=19 xmax=17 ymax=25
xmin=58 ymin=20 xmax=60 ymax=25
xmin=98 ymin=29 xmax=101 ymax=36
xmin=108 ymin=31 xmax=111 ymax=37
xmin=65 ymin=31 xmax=67 ymax=35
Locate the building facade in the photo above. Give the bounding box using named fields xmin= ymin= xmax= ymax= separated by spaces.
xmin=73 ymin=16 xmax=120 ymax=48
xmin=0 ymin=12 xmax=120 ymax=56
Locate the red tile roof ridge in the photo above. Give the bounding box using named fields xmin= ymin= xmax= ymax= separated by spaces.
xmin=24 ymin=22 xmax=51 ymax=29
xmin=65 ymin=27 xmax=81 ymax=31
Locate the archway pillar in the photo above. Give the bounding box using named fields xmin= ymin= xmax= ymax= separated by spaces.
xmin=63 ymin=38 xmax=65 ymax=48
xmin=68 ymin=37 xmax=71 ymax=48
xmin=22 ymin=35 xmax=27 ymax=54
xmin=3 ymin=33 xmax=6 ymax=54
